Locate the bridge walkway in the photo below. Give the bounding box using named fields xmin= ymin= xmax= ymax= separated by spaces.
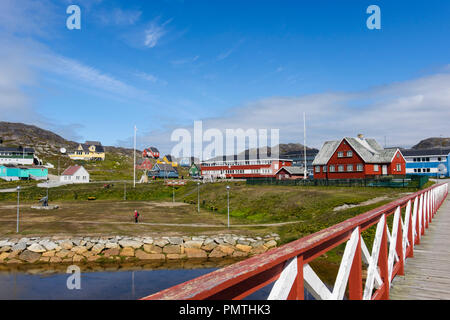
xmin=390 ymin=182 xmax=450 ymax=300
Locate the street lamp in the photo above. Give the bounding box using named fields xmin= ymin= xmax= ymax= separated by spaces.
xmin=226 ymin=185 xmax=230 ymax=228
xmin=197 ymin=182 xmax=200 ymax=213
xmin=16 ymin=186 xmax=21 ymax=233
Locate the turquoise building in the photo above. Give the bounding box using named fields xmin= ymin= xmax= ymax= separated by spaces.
xmin=0 ymin=165 xmax=48 ymax=180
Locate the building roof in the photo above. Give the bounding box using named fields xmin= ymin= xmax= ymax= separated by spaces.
xmin=203 ymin=154 xmax=293 ymax=163
xmin=152 ymin=163 xmax=177 ymax=172
xmin=276 ymin=166 xmax=305 ymax=175
xmin=401 ymin=148 xmax=450 ymax=157
xmin=77 ymin=143 xmax=104 ymax=153
xmin=148 ymin=147 xmax=159 ymax=153
xmin=61 ymin=165 xmax=85 ymax=176
xmin=312 ymin=137 xmax=400 ymax=165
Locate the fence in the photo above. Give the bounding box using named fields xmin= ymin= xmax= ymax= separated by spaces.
xmin=246 ymin=175 xmax=429 ymax=189
xmin=142 ymin=182 xmax=448 ymax=300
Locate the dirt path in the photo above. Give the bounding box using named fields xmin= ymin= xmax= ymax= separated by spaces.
xmin=0 ymin=218 xmax=303 ymax=228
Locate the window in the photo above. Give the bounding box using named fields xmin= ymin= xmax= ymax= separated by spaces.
xmin=338 ymin=165 xmax=344 ymax=172
xmin=347 ymin=164 xmax=353 ymax=172
xmin=323 ymin=165 xmax=327 ymax=173
xmin=357 ymin=164 xmax=363 ymax=172
xmin=396 ymin=164 xmax=401 ymax=171
xmin=347 ymin=151 xmax=353 ymax=157
xmin=414 ymin=169 xmax=417 ymax=173
xmin=337 ymin=151 xmax=344 ymax=158
xmin=418 ymin=168 xmax=421 ymax=173
xmin=329 ymin=165 xmax=335 ymax=172
xmin=315 ymin=166 xmax=320 ymax=173
xmin=438 ymin=157 xmax=442 ymax=161
xmin=374 ymin=164 xmax=379 ymax=172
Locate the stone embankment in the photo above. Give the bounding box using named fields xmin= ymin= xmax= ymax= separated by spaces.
xmin=0 ymin=233 xmax=280 ymax=265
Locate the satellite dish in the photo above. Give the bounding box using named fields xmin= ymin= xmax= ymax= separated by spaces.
xmin=60 ymin=147 xmax=66 ymax=154
xmin=437 ymin=163 xmax=447 ymax=177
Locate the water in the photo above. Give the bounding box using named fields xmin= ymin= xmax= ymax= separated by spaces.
xmin=0 ymin=261 xmax=316 ymax=300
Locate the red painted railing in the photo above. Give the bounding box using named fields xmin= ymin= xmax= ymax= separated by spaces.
xmin=142 ymin=183 xmax=448 ymax=300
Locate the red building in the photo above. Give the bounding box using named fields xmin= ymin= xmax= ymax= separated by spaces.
xmin=142 ymin=147 xmax=160 ymax=159
xmin=201 ymin=156 xmax=293 ymax=179
xmin=312 ymin=136 xmax=406 ymax=179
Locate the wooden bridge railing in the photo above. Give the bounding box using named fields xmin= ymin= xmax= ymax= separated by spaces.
xmin=142 ymin=182 xmax=448 ymax=300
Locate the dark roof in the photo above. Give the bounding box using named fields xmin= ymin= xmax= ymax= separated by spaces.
xmin=401 ymin=148 xmax=450 ymax=157
xmin=149 ymin=147 xmax=159 ymax=153
xmin=77 ymin=143 xmax=104 ymax=153
xmin=0 ymin=147 xmax=34 ymax=153
xmin=152 ymin=163 xmax=177 ymax=172
xmin=164 ymin=155 xmax=173 ymax=162
xmin=276 ymin=166 xmax=305 ymax=175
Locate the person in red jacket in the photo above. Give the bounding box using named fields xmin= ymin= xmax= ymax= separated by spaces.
xmin=134 ymin=210 xmax=140 ymax=223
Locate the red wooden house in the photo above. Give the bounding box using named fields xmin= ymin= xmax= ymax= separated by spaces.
xmin=201 ymin=155 xmax=293 ymax=179
xmin=312 ymin=135 xmax=406 ymax=179
xmin=142 ymin=147 xmax=160 ymax=159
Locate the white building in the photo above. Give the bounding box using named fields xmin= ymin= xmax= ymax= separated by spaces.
xmin=60 ymin=165 xmax=90 ymax=183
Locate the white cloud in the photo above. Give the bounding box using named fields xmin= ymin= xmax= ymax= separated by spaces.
xmin=96 ymin=8 xmax=142 ymax=26
xmin=127 ymin=70 xmax=450 ymax=156
xmin=143 ymin=18 xmax=172 ymax=48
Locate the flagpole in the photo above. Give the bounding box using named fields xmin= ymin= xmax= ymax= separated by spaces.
xmin=134 ymin=125 xmax=137 ymax=188
xmin=303 ymin=112 xmax=307 ymax=180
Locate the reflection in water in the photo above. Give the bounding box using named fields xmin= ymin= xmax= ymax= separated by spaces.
xmin=0 ymin=259 xmax=316 ymax=300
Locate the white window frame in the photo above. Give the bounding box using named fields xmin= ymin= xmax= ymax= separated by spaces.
xmin=357 ymin=164 xmax=363 ymax=172
xmin=374 ymin=164 xmax=379 ymax=172
xmin=338 ymin=165 xmax=344 ymax=172
xmin=337 ymin=151 xmax=344 ymax=158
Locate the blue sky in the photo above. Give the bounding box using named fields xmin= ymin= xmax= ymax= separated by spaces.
xmin=1 ymin=0 xmax=449 ymax=155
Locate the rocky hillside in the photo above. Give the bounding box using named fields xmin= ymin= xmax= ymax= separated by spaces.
xmin=239 ymin=143 xmax=318 ymax=157
xmin=0 ymin=121 xmax=138 ymax=158
xmin=412 ymin=137 xmax=450 ymax=149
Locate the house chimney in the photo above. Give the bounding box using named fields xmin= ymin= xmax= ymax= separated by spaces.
xmin=357 ymin=133 xmax=364 ymax=140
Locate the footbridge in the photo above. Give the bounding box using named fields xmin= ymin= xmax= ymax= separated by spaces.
xmin=142 ymin=182 xmax=448 ymax=300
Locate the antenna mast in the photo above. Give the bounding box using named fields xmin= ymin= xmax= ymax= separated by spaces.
xmin=133 ymin=125 xmax=137 ymax=188
xmin=303 ymin=112 xmax=307 ymax=180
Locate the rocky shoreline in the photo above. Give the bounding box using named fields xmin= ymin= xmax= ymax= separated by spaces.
xmin=0 ymin=234 xmax=280 ymax=265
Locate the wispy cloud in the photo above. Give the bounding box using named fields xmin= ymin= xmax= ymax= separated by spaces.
xmin=144 ymin=18 xmax=172 ymax=48
xmin=135 ymin=71 xmax=167 ymax=86
xmin=96 ymin=8 xmax=142 ymax=26
xmin=171 ymin=55 xmax=199 ymax=66
xmin=217 ymin=39 xmax=245 ymax=61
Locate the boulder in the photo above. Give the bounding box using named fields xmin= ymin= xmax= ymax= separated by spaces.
xmin=40 ymin=241 xmax=58 ymax=251
xmin=166 ymin=254 xmax=187 ymax=260
xmin=103 ymin=248 xmax=120 ymax=257
xmin=120 ymin=247 xmax=135 ymax=257
xmin=105 ymin=242 xmax=119 ymax=249
xmin=250 ymin=245 xmax=268 ymax=255
xmin=0 ymin=252 xmax=9 ymax=262
xmin=42 ymin=250 xmax=56 ymax=257
xmin=72 ymin=255 xmax=84 ymax=263
xmin=118 ymin=240 xmax=143 ymax=249
xmin=168 ymin=237 xmax=183 ymax=245
xmin=201 ymin=242 xmax=217 ymax=252
xmin=264 ymin=240 xmax=277 ymax=248
xmin=184 ymin=240 xmax=204 ymax=249
xmin=91 ymin=244 xmax=105 ymax=254
xmin=143 ymin=244 xmax=162 ymax=254
xmin=217 ymin=245 xmax=234 ymax=255
xmin=208 ymin=247 xmax=227 ymax=258
xmin=71 ymin=246 xmax=88 ymax=255
xmin=19 ymin=250 xmax=41 ymax=263
xmin=60 ymin=241 xmax=73 ymax=250
xmin=0 ymin=246 xmax=11 ymax=253
xmin=27 ymin=243 xmax=46 ymax=253
xmin=163 ymin=245 xmax=181 ymax=254
xmin=184 ymin=247 xmax=207 ymax=259
xmin=154 ymin=239 xmax=169 ymax=247
xmin=49 ymin=256 xmax=62 ymax=263
xmin=135 ymin=250 xmax=155 ymax=260
xmin=11 ymin=242 xmax=27 ymax=252
xmin=236 ymin=244 xmax=252 ymax=253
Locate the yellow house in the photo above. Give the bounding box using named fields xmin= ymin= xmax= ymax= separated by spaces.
xmin=68 ymin=141 xmax=105 ymax=161
xmin=156 ymin=154 xmax=178 ymax=167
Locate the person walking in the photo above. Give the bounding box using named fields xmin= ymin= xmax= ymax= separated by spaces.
xmin=134 ymin=210 xmax=140 ymax=223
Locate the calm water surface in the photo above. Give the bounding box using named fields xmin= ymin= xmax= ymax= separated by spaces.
xmin=0 ymin=259 xmax=318 ymax=300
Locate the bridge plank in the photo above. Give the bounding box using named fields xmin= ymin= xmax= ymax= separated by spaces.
xmin=390 ymin=192 xmax=450 ymax=300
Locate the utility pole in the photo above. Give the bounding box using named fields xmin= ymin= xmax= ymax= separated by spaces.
xmin=16 ymin=186 xmax=20 ymax=233
xmin=226 ymin=185 xmax=230 ymax=228
xmin=133 ymin=125 xmax=137 ymax=188
xmin=124 ymin=182 xmax=126 ymax=200
xmin=303 ymin=112 xmax=307 ymax=179
xmin=197 ymin=182 xmax=200 ymax=213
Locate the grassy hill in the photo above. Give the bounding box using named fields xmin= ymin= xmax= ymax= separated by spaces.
xmin=412 ymin=137 xmax=450 ymax=149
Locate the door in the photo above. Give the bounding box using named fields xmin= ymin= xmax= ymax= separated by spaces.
xmin=382 ymin=165 xmax=387 ymax=175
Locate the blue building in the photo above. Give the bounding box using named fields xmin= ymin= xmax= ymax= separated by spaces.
xmin=148 ymin=163 xmax=179 ymax=179
xmin=0 ymin=164 xmax=48 ymax=181
xmin=402 ymin=148 xmax=450 ymax=177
